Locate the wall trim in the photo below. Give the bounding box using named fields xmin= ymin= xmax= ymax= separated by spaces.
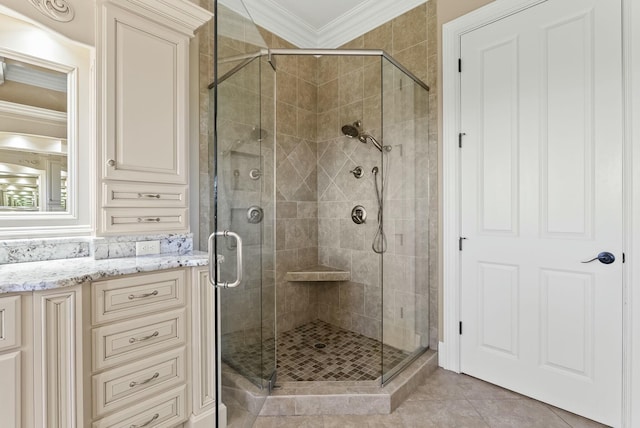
xmin=443 ymin=0 xmax=633 ymax=425
xmin=624 ymin=0 xmax=638 ymax=426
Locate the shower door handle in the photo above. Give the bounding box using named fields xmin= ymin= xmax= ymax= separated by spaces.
xmin=208 ymin=230 xmax=243 ymax=288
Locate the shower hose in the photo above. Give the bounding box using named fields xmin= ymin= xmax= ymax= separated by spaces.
xmin=372 ymin=152 xmax=390 ymax=254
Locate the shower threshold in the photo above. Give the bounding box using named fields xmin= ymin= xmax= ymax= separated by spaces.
xmin=261 ymin=349 xmax=437 ymax=416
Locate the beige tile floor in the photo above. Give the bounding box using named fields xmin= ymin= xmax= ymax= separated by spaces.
xmin=253 ymin=368 xmax=608 ymax=427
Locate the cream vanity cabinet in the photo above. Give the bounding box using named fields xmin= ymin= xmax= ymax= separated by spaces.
xmin=86 ymin=267 xmax=215 ymax=428
xmin=0 ymin=295 xmax=26 ymax=427
xmin=0 ymin=287 xmax=84 ymax=428
xmin=96 ymin=0 xmax=212 ymax=235
xmin=0 ymin=266 xmax=215 ymax=428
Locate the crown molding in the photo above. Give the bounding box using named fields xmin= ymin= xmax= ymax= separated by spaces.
xmin=236 ymin=0 xmax=427 ymax=48
xmin=113 ymin=0 xmax=214 ymax=37
xmin=319 ymin=0 xmax=428 ymax=48
xmin=238 ymin=0 xmax=318 ymax=48
xmin=3 ymin=62 xmax=67 ymax=92
xmin=0 ymin=100 xmax=66 ymax=123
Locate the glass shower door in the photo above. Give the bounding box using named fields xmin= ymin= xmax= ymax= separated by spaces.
xmin=211 ymin=2 xmax=276 ymax=426
xmin=211 ymin=53 xmax=275 ymax=426
xmin=381 ymin=56 xmax=430 ymax=383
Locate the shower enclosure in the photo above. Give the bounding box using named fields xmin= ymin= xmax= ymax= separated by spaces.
xmin=206 ymin=2 xmax=432 ymax=426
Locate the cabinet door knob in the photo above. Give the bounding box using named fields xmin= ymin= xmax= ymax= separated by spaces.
xmin=107 ymin=159 xmax=116 ymax=167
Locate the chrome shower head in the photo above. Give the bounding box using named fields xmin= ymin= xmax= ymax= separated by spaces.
xmin=341 ymin=121 xmax=361 ymax=139
xmin=341 ymin=120 xmax=390 ymax=153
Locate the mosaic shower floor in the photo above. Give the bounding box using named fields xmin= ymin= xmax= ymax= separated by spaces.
xmin=277 ymin=320 xmax=410 ymax=382
xmin=222 ymin=320 xmax=412 ymax=383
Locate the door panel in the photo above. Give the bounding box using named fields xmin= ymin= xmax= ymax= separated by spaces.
xmin=540 ymin=269 xmax=594 ymax=377
xmin=478 ymin=38 xmax=519 ymax=235
xmin=477 ymin=263 xmax=519 ymax=357
xmin=460 ymin=0 xmax=622 ymax=425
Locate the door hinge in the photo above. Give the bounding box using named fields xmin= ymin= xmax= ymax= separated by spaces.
xmin=459 ymin=236 xmax=467 ymax=251
xmin=458 ymin=58 xmax=462 ymax=72
xmin=459 ymin=321 xmax=463 ymax=335
xmin=458 ymin=132 xmax=466 ymax=148
xmin=623 ymin=252 xmax=626 ymax=263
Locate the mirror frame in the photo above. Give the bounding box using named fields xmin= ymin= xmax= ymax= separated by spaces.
xmin=0 ymin=9 xmax=94 ymax=237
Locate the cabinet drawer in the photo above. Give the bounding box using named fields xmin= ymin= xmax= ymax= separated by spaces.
xmin=102 ymin=208 xmax=188 ymax=235
xmin=92 ymin=385 xmax=187 ymax=428
xmin=93 ymin=347 xmax=186 ymax=418
xmin=103 ymin=182 xmax=187 ymax=208
xmin=92 ymin=270 xmax=185 ymax=325
xmin=0 ymin=296 xmax=20 ymax=352
xmin=93 ymin=309 xmax=186 ymax=371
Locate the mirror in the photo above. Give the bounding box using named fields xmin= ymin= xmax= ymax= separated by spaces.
xmin=0 ymin=7 xmax=93 ymax=236
xmin=0 ymin=57 xmax=68 ymax=212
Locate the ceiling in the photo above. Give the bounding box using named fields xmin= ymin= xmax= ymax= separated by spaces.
xmin=234 ymin=0 xmax=428 ymax=48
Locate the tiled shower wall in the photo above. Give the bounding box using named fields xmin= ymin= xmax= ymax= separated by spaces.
xmin=314 ymin=3 xmax=438 ymax=350
xmin=318 ymin=3 xmax=437 ymax=350
xmin=199 ymin=2 xmax=439 ymax=350
xmin=259 ymin=30 xmax=323 ymax=333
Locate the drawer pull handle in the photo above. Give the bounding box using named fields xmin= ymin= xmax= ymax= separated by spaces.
xmin=138 ymin=193 xmax=161 ymax=199
xmin=130 ymin=413 xmax=159 ymax=428
xmin=129 ymin=372 xmax=160 ymax=388
xmin=138 ymin=217 xmax=161 ymax=223
xmin=128 ymin=331 xmax=159 ymax=344
xmin=128 ymin=290 xmax=159 ymax=300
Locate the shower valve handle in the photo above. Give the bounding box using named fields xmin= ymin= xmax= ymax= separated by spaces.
xmin=350 ymin=167 xmax=364 ymax=179
xmin=351 ymin=205 xmax=367 ymax=224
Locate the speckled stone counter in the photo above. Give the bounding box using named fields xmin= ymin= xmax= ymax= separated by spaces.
xmin=0 ymin=251 xmax=209 ymax=294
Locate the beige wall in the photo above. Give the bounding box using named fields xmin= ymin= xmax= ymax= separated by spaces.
xmin=435 ymin=0 xmax=495 ymax=341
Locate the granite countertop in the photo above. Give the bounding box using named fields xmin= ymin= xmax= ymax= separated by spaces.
xmin=0 ymin=251 xmax=209 ymax=294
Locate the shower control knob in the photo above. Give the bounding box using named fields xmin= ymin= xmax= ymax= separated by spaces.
xmin=351 ymin=205 xmax=367 ymax=224
xmin=350 ymin=166 xmax=364 ymax=179
xmin=247 ymin=205 xmax=264 ymax=224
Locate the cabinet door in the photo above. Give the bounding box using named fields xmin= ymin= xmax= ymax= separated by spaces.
xmin=102 ymin=4 xmax=188 ymax=184
xmin=190 ymin=268 xmax=216 ymax=417
xmin=33 ymin=288 xmax=83 ymax=428
xmin=0 ymin=351 xmax=20 ymax=428
xmin=0 ymin=295 xmax=21 ymax=351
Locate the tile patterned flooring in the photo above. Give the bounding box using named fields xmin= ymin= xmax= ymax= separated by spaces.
xmin=254 ymin=368 xmax=608 ymax=427
xmin=277 ymin=320 xmax=410 ymax=382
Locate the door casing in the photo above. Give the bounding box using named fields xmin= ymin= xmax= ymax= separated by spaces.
xmin=441 ymin=0 xmax=634 ymax=426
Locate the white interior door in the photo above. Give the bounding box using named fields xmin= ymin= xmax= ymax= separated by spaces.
xmin=459 ymin=0 xmax=623 ymax=425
